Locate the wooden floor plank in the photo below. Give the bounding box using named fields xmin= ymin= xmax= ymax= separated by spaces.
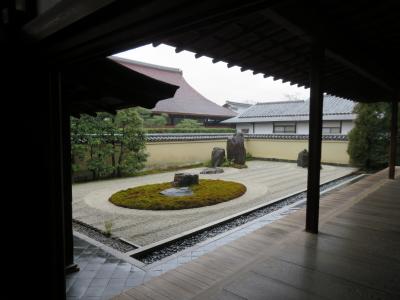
xmin=115 ymin=170 xmax=400 ymax=300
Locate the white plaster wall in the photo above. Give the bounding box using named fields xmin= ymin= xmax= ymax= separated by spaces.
xmin=254 ymin=122 xmax=273 ymax=134
xmin=236 ymin=120 xmax=354 ymax=134
xmin=341 ymin=120 xmax=354 ymax=134
xmin=236 ymin=123 xmax=253 ymax=133
xmin=296 ymin=122 xmax=309 ymax=134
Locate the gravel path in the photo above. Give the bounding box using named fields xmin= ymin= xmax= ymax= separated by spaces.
xmin=72 ymin=161 xmax=356 ymax=246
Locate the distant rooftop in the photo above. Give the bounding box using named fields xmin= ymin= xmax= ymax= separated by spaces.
xmin=222 ymin=95 xmax=357 ymax=123
xmin=112 ymin=57 xmax=236 ymax=118
xmin=224 ymin=101 xmax=253 ymax=108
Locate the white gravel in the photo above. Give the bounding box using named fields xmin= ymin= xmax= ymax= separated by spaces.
xmin=72 ymin=161 xmax=356 ymax=246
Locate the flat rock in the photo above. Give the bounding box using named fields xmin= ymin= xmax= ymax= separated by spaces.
xmin=173 ymin=173 xmax=199 ymax=187
xmin=160 ymin=187 xmax=193 ymax=197
xmin=200 ymin=167 xmax=224 ymax=174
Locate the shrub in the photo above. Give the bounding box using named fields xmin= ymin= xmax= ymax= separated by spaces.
xmin=145 ymin=127 xmax=235 ymax=133
xmin=175 ymin=119 xmax=202 ymax=128
xmin=347 ymin=102 xmax=399 ymax=170
xmin=104 ymin=220 xmax=113 ymax=237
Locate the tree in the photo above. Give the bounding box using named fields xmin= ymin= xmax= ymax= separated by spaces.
xmin=175 ymin=119 xmax=202 ymax=128
xmin=71 ymin=108 xmax=148 ymax=180
xmin=71 ymin=113 xmax=115 ymax=179
xmin=347 ymin=102 xmax=399 ymax=170
xmin=135 ymin=107 xmax=168 ymax=127
xmin=114 ymin=108 xmax=148 ymax=177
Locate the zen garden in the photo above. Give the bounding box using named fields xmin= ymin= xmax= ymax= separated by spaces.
xmin=71 ymin=102 xmax=398 ymax=259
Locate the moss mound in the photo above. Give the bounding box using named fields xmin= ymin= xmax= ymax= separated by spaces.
xmin=109 ymin=179 xmax=246 ymax=210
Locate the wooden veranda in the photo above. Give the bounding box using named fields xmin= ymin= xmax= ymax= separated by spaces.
xmin=116 ymin=168 xmax=400 ymax=299
xmin=2 ymin=1 xmax=399 ymax=299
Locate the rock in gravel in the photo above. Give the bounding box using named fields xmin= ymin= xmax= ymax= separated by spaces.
xmin=200 ymin=167 xmax=224 ymax=174
xmin=160 ymin=187 xmax=193 ymax=197
xmin=173 ymin=173 xmax=199 ymax=187
xmin=227 ymin=133 xmax=246 ymax=165
xmin=211 ymin=147 xmax=225 ymax=167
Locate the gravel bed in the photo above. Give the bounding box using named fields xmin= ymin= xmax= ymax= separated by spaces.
xmin=72 ymin=220 xmax=137 ymax=252
xmin=136 ymin=174 xmax=361 ymax=264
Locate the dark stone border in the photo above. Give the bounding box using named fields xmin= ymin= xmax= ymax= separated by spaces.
xmin=72 ymin=219 xmax=138 ymax=252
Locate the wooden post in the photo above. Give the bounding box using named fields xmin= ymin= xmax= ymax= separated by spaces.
xmin=62 ymin=99 xmax=79 ymax=274
xmin=389 ymin=99 xmax=398 ymax=179
xmin=48 ymin=70 xmax=68 ymax=299
xmin=306 ymin=38 xmax=324 ymax=234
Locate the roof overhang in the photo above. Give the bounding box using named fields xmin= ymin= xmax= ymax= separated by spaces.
xmin=22 ymin=0 xmax=400 ymax=103
xmin=222 ymin=114 xmax=356 ymax=123
xmin=62 ymin=58 xmax=179 ymax=116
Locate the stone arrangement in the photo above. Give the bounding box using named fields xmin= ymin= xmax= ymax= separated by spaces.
xmin=172 ymin=173 xmax=199 ymax=187
xmin=211 ymin=147 xmax=225 ymax=167
xmin=297 ymin=149 xmax=308 ymax=168
xmin=200 ymin=167 xmax=224 ymax=174
xmin=227 ymin=133 xmax=246 ymax=165
xmin=160 ymin=187 xmax=193 ymax=197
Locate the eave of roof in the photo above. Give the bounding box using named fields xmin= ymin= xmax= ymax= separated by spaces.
xmin=222 ymin=95 xmax=356 ymax=123
xmin=111 ymin=57 xmax=237 ymax=117
xmin=25 ymin=1 xmax=399 ymax=103
xmin=222 ymin=114 xmax=356 ymax=123
xmin=63 ymin=58 xmax=179 ymax=116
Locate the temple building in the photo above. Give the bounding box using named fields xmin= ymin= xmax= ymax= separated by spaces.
xmin=113 ymin=57 xmax=237 ymax=126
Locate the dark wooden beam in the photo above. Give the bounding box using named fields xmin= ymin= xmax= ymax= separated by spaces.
xmin=260 ymin=7 xmax=394 ymax=92
xmin=389 ymin=99 xmax=399 ymax=179
xmin=306 ymin=37 xmax=324 ymax=234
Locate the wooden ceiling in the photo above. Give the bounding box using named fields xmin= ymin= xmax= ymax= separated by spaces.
xmin=21 ymin=0 xmax=400 ymax=103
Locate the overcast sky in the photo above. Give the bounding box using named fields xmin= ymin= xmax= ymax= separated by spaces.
xmin=114 ymin=44 xmax=310 ymax=106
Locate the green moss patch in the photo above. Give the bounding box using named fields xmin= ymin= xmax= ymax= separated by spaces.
xmin=109 ymin=179 xmax=246 ymax=210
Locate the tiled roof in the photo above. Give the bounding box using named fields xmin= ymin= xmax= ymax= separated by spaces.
xmin=224 ymin=101 xmax=253 ymax=108
xmin=145 ymin=133 xmax=348 ymax=142
xmin=223 ymin=95 xmax=356 ymax=123
xmin=112 ymin=57 xmax=237 ymax=118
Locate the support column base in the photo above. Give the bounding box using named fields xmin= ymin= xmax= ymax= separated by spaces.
xmin=65 ymin=263 xmax=79 ymax=275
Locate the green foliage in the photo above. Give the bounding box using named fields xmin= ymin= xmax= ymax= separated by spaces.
xmin=347 ymin=102 xmax=399 ymax=170
xmin=135 ymin=107 xmax=168 ymax=127
xmin=145 ymin=127 xmax=235 ymax=133
xmin=71 ymin=108 xmax=148 ymax=180
xmin=114 ymin=108 xmax=148 ymax=176
xmin=109 ymin=179 xmax=247 ymax=210
xmin=175 ymin=119 xmax=202 ymax=128
xmin=221 ymin=158 xmax=248 ymax=169
xmin=104 ymin=220 xmax=113 ymax=237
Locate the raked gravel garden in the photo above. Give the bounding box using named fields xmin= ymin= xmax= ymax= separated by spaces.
xmin=72 ymin=160 xmax=356 ymax=247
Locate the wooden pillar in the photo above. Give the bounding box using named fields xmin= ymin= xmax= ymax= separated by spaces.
xmin=48 ymin=70 xmax=68 ymax=299
xmin=62 ymin=99 xmax=79 ymax=274
xmin=306 ymin=38 xmax=325 ymax=234
xmin=389 ymin=99 xmax=398 ymax=179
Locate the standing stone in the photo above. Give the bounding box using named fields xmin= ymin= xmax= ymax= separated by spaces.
xmin=297 ymin=149 xmax=309 ymax=168
xmin=173 ymin=173 xmax=199 ymax=187
xmin=227 ymin=133 xmax=246 ymax=165
xmin=211 ymin=147 xmax=225 ymax=167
